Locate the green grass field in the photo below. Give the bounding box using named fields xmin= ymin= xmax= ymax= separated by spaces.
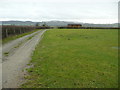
xmin=22 ymin=29 xmax=118 ymax=88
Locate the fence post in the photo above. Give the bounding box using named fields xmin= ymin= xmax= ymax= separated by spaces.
xmin=14 ymin=28 xmax=16 ymax=35
xmin=6 ymin=29 xmax=8 ymax=37
xmin=20 ymin=29 xmax=21 ymax=34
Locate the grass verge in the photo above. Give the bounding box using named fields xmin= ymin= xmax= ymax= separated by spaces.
xmin=22 ymin=29 xmax=118 ymax=88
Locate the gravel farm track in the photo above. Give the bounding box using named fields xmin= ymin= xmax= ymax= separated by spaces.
xmin=1 ymin=30 xmax=46 ymax=88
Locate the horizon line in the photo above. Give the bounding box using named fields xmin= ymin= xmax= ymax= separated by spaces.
xmin=0 ymin=20 xmax=118 ymax=24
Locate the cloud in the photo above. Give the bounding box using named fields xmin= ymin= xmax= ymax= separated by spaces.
xmin=0 ymin=0 xmax=119 ymax=24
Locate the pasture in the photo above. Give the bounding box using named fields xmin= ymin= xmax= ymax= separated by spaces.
xmin=22 ymin=29 xmax=118 ymax=88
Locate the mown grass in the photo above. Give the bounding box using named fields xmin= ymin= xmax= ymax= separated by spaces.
xmin=22 ymin=29 xmax=118 ymax=88
xmin=2 ymin=29 xmax=41 ymax=44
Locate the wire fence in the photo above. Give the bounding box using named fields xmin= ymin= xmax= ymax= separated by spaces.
xmin=2 ymin=25 xmax=36 ymax=39
xmin=57 ymin=27 xmax=119 ymax=29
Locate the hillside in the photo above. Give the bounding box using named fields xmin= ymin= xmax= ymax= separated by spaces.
xmin=2 ymin=20 xmax=118 ymax=27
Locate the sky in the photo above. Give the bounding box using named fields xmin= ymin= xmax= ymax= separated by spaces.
xmin=0 ymin=0 xmax=119 ymax=24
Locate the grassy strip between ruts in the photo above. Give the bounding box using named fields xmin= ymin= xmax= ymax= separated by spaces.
xmin=2 ymin=29 xmax=41 ymax=44
xmin=22 ymin=29 xmax=118 ymax=88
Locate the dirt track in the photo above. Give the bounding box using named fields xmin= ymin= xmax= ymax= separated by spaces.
xmin=2 ymin=30 xmax=46 ymax=88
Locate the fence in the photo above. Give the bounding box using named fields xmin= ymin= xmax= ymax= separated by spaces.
xmin=3 ymin=25 xmax=118 ymax=39
xmin=36 ymin=26 xmax=53 ymax=29
xmin=2 ymin=25 xmax=36 ymax=39
xmin=57 ymin=27 xmax=120 ymax=29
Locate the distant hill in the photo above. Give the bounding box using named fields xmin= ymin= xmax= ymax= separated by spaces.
xmin=2 ymin=21 xmax=78 ymax=26
xmin=2 ymin=21 xmax=37 ymax=26
xmin=2 ymin=20 xmax=118 ymax=27
xmin=82 ymin=23 xmax=118 ymax=27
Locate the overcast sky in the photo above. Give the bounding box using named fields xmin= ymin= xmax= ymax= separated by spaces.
xmin=0 ymin=0 xmax=119 ymax=24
